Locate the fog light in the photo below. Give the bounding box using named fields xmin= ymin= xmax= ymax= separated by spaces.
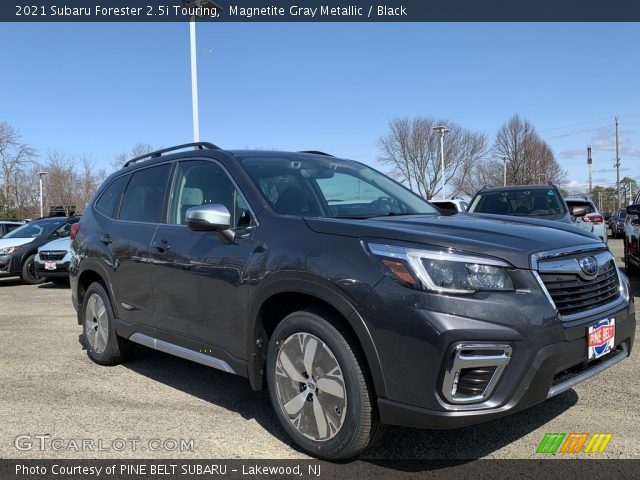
xmin=442 ymin=344 xmax=512 ymax=404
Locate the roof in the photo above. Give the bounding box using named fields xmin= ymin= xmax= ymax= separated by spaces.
xmin=480 ymin=184 xmax=559 ymax=193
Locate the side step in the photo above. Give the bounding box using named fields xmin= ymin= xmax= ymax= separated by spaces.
xmin=129 ymin=333 xmax=236 ymax=374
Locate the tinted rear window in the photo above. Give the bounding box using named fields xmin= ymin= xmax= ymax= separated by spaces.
xmin=469 ymin=189 xmax=566 ymax=216
xmin=119 ymin=165 xmax=171 ymax=223
xmin=95 ymin=175 xmax=129 ymax=219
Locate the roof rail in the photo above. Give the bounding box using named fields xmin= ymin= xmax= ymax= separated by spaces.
xmin=124 ymin=142 xmax=221 ymax=168
xmin=298 ymin=150 xmax=335 ymax=157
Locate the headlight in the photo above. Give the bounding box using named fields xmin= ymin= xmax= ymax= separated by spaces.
xmin=365 ymin=242 xmax=515 ymax=294
xmin=0 ymin=246 xmax=16 ymax=255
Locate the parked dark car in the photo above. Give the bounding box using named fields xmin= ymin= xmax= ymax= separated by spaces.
xmin=70 ymin=143 xmax=635 ymax=460
xmin=0 ymin=220 xmax=23 ymax=237
xmin=611 ymin=208 xmax=627 ymax=239
xmin=467 ymin=184 xmax=571 ymax=222
xmin=603 ymin=211 xmax=612 ymax=225
xmin=0 ymin=216 xmax=80 ymax=284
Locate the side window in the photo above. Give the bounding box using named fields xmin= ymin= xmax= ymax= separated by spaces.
xmin=95 ymin=175 xmax=129 ymax=219
xmin=168 ymin=160 xmax=252 ymax=228
xmin=119 ymin=164 xmax=171 ymax=223
xmin=54 ymin=220 xmax=76 ymax=238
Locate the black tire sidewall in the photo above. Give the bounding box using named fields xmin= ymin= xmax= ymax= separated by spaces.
xmin=266 ymin=311 xmax=370 ymax=460
xmin=21 ymin=254 xmax=45 ymax=284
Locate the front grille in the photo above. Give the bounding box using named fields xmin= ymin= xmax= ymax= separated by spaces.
xmin=456 ymin=367 xmax=497 ymax=397
xmin=40 ymin=251 xmax=66 ymax=261
xmin=539 ymin=259 xmax=620 ymax=317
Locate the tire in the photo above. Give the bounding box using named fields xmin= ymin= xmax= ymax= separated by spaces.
xmin=266 ymin=309 xmax=383 ymax=460
xmin=81 ymin=282 xmax=134 ymax=365
xmin=21 ymin=254 xmax=46 ymax=285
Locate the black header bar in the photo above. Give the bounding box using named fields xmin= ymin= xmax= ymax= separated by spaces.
xmin=3 ymin=1 xmax=640 ymax=22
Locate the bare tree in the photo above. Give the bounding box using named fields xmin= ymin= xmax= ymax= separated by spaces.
xmin=378 ymin=117 xmax=487 ymax=199
xmin=0 ymin=122 xmax=36 ymax=214
xmin=111 ymin=143 xmax=156 ymax=169
xmin=491 ymin=114 xmax=566 ymax=186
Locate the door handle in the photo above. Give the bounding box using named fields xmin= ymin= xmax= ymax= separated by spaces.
xmin=152 ymin=239 xmax=171 ymax=253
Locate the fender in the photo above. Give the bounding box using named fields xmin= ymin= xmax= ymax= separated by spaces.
xmin=246 ymin=272 xmax=387 ymax=398
xmin=74 ymin=258 xmax=118 ymax=323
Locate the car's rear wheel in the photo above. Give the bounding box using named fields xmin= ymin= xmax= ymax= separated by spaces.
xmin=82 ymin=282 xmax=134 ymax=365
xmin=266 ymin=309 xmax=382 ymax=460
xmin=21 ymin=254 xmax=46 ymax=285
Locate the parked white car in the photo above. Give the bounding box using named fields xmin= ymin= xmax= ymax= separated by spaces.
xmin=430 ymin=198 xmax=468 ymax=213
xmin=34 ymin=237 xmax=72 ymax=285
xmin=565 ymin=198 xmax=608 ymax=244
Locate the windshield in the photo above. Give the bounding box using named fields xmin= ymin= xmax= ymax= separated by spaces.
xmin=468 ymin=188 xmax=567 ymax=216
xmin=238 ymin=155 xmax=438 ymax=218
xmin=3 ymin=218 xmax=67 ymax=239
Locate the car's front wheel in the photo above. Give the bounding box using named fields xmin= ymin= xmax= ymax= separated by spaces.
xmin=82 ymin=282 xmax=134 ymax=365
xmin=21 ymin=254 xmax=46 ymax=285
xmin=266 ymin=309 xmax=382 ymax=460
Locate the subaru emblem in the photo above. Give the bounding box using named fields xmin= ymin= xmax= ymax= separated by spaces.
xmin=578 ymin=256 xmax=599 ymax=278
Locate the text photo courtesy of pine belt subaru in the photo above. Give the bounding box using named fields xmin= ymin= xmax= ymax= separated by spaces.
xmin=70 ymin=143 xmax=635 ymax=460
xmin=0 ymin=216 xmax=80 ymax=284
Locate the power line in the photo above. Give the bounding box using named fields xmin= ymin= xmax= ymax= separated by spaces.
xmin=539 ymin=116 xmax=614 ymax=133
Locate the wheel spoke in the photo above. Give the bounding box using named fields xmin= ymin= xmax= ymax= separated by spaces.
xmin=303 ymin=337 xmax=318 ymax=376
xmin=312 ymin=395 xmax=328 ymax=439
xmin=283 ymin=389 xmax=309 ymax=416
xmin=278 ymin=351 xmax=306 ymax=383
xmin=97 ymin=324 xmax=108 ymax=350
xmin=317 ymin=378 xmax=345 ymax=399
xmin=86 ymin=325 xmax=97 ymax=347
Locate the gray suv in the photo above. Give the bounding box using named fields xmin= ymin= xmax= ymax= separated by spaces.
xmin=70 ymin=143 xmax=635 ymax=459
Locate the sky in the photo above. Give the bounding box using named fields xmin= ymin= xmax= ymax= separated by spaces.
xmin=1 ymin=22 xmax=639 ymax=195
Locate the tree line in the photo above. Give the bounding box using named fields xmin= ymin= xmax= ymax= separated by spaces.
xmin=0 ymin=120 xmax=157 ymax=219
xmin=378 ymin=113 xmax=567 ymax=198
xmin=2 ymin=113 xmax=571 ymax=219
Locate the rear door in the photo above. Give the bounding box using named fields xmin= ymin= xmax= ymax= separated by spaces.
xmin=149 ymin=158 xmax=256 ymax=358
xmin=105 ymin=163 xmax=172 ymax=327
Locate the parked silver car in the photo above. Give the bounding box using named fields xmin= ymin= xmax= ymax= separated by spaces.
xmin=34 ymin=237 xmax=71 ymax=284
xmin=565 ymin=198 xmax=608 ymax=244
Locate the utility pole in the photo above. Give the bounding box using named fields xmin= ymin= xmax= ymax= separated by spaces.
xmin=615 ymin=116 xmax=620 ymax=208
xmin=598 ymin=191 xmax=602 ymax=211
xmin=433 ymin=126 xmax=449 ymax=199
xmin=37 ymin=171 xmax=48 ymax=218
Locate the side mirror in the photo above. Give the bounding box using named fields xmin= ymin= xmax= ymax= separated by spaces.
xmin=186 ymin=204 xmax=235 ymax=242
xmin=569 ymin=205 xmax=587 ymax=217
xmin=627 ymin=204 xmax=640 ymax=215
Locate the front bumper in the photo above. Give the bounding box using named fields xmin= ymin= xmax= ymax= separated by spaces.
xmin=34 ymin=260 xmax=70 ymax=277
xmin=359 ymin=273 xmax=635 ymax=429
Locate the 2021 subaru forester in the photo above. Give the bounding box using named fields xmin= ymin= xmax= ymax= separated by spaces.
xmin=70 ymin=143 xmax=635 ymax=459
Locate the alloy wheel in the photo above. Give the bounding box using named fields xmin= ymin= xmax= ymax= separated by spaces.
xmin=84 ymin=293 xmax=109 ymax=354
xmin=274 ymin=332 xmax=347 ymax=441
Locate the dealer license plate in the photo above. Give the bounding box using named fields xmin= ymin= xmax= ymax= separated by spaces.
xmin=587 ymin=319 xmax=615 ymax=360
xmin=45 ymin=261 xmax=57 ymax=271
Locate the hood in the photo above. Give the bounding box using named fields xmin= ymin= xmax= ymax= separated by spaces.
xmin=0 ymin=237 xmax=35 ymax=250
xmin=305 ymin=213 xmax=604 ymax=269
xmin=37 ymin=237 xmax=71 ymax=252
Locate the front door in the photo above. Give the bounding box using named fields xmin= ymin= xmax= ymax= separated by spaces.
xmin=150 ymin=159 xmax=256 ymax=359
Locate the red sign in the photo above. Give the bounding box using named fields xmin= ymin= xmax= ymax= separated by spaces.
xmin=588 ymin=325 xmax=615 ymax=347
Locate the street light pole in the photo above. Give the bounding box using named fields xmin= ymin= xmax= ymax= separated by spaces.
xmin=184 ymin=0 xmax=224 ymax=144
xmin=501 ymin=156 xmax=508 ymax=186
xmin=189 ymin=17 xmax=200 ymax=143
xmin=433 ymin=126 xmax=449 ymax=199
xmin=37 ymin=171 xmax=48 ymax=218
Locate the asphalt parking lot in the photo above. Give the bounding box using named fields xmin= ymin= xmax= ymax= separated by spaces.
xmin=0 ymin=238 xmax=638 ymax=460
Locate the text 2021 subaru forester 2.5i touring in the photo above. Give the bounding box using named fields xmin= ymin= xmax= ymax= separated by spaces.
xmin=70 ymin=143 xmax=635 ymax=459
